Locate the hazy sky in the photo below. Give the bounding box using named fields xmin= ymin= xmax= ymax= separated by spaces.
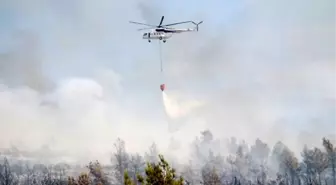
xmin=0 ymin=0 xmax=335 ymax=163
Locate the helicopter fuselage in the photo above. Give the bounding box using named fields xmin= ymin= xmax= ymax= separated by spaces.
xmin=142 ymin=32 xmax=173 ymax=43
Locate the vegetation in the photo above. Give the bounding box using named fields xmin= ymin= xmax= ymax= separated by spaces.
xmin=124 ymin=154 xmax=184 ymax=185
xmin=0 ymin=131 xmax=335 ymax=185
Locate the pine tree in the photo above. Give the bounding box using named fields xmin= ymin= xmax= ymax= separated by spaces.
xmin=124 ymin=154 xmax=184 ymax=185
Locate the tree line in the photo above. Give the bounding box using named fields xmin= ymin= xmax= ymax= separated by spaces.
xmin=0 ymin=131 xmax=335 ymax=185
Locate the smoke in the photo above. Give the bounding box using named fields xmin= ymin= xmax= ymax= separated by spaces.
xmin=0 ymin=0 xmax=335 ymax=167
xmin=159 ymin=0 xmax=335 ymax=154
xmin=0 ymin=31 xmax=54 ymax=93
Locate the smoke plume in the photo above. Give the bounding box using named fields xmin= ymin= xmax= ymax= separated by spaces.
xmin=0 ymin=0 xmax=334 ymax=165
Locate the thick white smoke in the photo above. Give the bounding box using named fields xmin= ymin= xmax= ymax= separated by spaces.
xmin=0 ymin=76 xmax=119 ymax=164
xmin=0 ymin=0 xmax=334 ymax=167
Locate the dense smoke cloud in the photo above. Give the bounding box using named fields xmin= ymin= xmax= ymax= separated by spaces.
xmin=0 ymin=31 xmax=54 ymax=92
xmin=161 ymin=0 xmax=335 ymax=152
xmin=0 ymin=0 xmax=335 ymax=165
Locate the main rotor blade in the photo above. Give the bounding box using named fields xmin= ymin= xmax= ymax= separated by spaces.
xmin=129 ymin=21 xmax=156 ymax=27
xmin=158 ymin=16 xmax=164 ymax=26
xmin=137 ymin=27 xmax=155 ymax=31
xmin=162 ymin=21 xmax=192 ymax=27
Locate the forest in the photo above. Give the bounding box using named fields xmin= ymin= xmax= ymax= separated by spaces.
xmin=0 ymin=130 xmax=335 ymax=185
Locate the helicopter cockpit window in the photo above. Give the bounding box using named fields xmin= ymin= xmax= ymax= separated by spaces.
xmin=143 ymin=33 xmax=147 ymax=36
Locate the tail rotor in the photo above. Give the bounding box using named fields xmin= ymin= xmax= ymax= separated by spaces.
xmin=192 ymin=21 xmax=203 ymax=31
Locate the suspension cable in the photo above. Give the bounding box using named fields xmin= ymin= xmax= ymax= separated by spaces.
xmin=159 ymin=40 xmax=163 ymax=72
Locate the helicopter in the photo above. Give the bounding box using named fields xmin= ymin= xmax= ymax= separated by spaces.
xmin=129 ymin=16 xmax=203 ymax=43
